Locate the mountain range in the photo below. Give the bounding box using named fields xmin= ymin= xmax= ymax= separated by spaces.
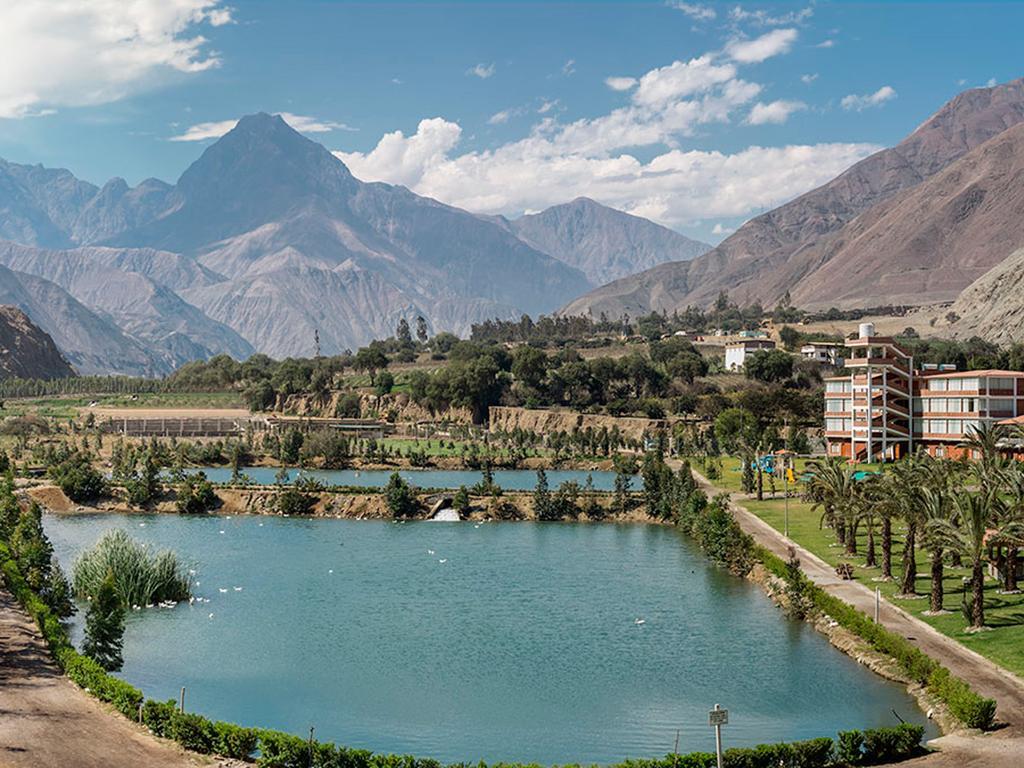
xmin=0 ymin=114 xmax=708 ymax=375
xmin=564 ymin=78 xmax=1024 ymax=318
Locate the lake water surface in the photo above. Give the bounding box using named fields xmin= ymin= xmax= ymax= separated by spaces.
xmin=44 ymin=514 xmax=936 ymax=764
xmin=188 ymin=466 xmax=622 ymax=490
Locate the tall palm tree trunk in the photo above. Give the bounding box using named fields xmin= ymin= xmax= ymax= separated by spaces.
xmin=900 ymin=523 xmax=917 ymax=595
xmin=1007 ymin=548 xmax=1020 ymax=592
xmin=971 ymin=559 xmax=986 ymax=629
xmin=845 ymin=518 xmax=858 ymax=555
xmin=835 ymin=512 xmax=846 ymax=546
xmin=865 ymin=522 xmax=876 ymax=567
xmin=929 ymin=548 xmax=944 ymax=613
xmin=881 ymin=517 xmax=893 ymax=579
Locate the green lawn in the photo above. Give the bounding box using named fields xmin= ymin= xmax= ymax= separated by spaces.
xmin=689 ymin=455 xmax=843 ymax=494
xmin=727 ymin=488 xmax=1024 ymax=677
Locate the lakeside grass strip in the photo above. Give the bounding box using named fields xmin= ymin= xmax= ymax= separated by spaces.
xmin=3 ymin=538 xmax=926 ymax=768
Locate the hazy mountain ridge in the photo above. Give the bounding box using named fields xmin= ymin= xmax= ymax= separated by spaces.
xmin=563 ymin=78 xmax=1024 ymax=319
xmin=0 ymin=305 xmax=75 ymax=380
xmin=0 ymin=113 xmax=700 ymax=367
xmin=0 ymin=264 xmax=163 ymax=376
xmin=497 ymin=198 xmax=710 ymax=286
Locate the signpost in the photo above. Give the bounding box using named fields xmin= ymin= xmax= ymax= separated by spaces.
xmin=708 ymin=704 xmax=728 ymax=768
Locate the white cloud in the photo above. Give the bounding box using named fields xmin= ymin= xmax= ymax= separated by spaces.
xmin=712 ymin=223 xmax=735 ymax=235
xmin=488 ymin=110 xmax=512 ymax=125
xmin=170 ymin=112 xmax=355 ymax=141
xmin=633 ymin=55 xmax=738 ymax=107
xmin=332 ymin=35 xmax=874 ymax=231
xmin=538 ymin=99 xmax=559 ymax=114
xmin=606 ymin=76 xmax=638 ymax=92
xmin=336 ymin=118 xmax=876 ymax=230
xmin=840 ymin=85 xmax=897 ymax=111
xmin=0 ymin=0 xmax=231 ymax=119
xmin=746 ymin=99 xmax=806 ymax=125
xmin=725 ymin=28 xmax=799 ymax=63
xmin=729 ymin=6 xmax=813 ymax=26
xmin=986 ymin=77 xmax=998 ymax=88
xmin=815 ymin=39 xmax=835 ymax=48
xmin=800 ymin=73 xmax=819 ymax=85
xmin=467 ymin=63 xmax=495 ymax=79
xmin=669 ymin=2 xmax=717 ymax=21
xmin=562 ymin=59 xmax=577 ymax=76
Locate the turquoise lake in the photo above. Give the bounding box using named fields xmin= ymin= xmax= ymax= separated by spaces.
xmin=187 ymin=466 xmax=623 ymax=490
xmin=44 ymin=514 xmax=937 ymax=764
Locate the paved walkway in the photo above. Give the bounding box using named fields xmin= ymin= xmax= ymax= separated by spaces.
xmin=0 ymin=588 xmax=220 ymax=768
xmin=687 ymin=468 xmax=1024 ymax=763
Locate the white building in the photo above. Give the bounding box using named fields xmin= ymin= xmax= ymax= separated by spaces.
xmin=801 ymin=342 xmax=843 ymax=366
xmin=724 ymin=339 xmax=776 ymax=371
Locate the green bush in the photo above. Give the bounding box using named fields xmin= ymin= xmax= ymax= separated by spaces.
xmin=214 ymin=721 xmax=260 ymax=760
xmin=836 ymin=730 xmax=863 ymax=765
xmin=928 ymin=667 xmax=996 ymax=729
xmin=168 ymin=711 xmax=218 ymax=753
xmin=142 ymin=699 xmax=177 ymax=737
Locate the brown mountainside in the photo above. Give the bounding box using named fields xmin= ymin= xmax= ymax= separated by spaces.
xmin=790 ymin=121 xmax=1024 ymax=308
xmin=562 ymin=78 xmax=1024 ymax=318
xmin=0 ymin=305 xmax=75 ymax=380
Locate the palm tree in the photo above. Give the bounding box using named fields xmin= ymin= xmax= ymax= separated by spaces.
xmin=919 ymin=482 xmax=955 ymax=614
xmin=807 ymin=457 xmax=856 ymax=549
xmin=963 ymin=422 xmax=1007 ymax=494
xmin=927 ymin=489 xmax=1001 ymax=630
xmin=853 ymin=476 xmax=885 ymax=568
xmin=999 ymin=460 xmax=1024 ymax=593
xmin=881 ymin=456 xmax=928 ymax=596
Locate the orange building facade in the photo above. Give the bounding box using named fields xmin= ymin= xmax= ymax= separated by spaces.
xmin=824 ymin=324 xmax=1024 ymax=462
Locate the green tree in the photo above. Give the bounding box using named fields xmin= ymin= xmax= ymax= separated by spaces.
xmin=82 ymin=572 xmax=125 ymax=671
xmin=375 ymin=371 xmax=395 ymax=397
xmin=453 ymin=486 xmax=471 ymax=518
xmin=354 ymin=343 xmax=389 ymax=385
xmin=385 ymin=472 xmax=418 ymax=518
xmin=779 ymin=325 xmax=801 ymax=351
xmin=744 ymin=349 xmax=794 ymax=383
xmin=416 ymin=315 xmax=429 ymax=344
xmin=175 ymin=473 xmax=218 ymax=515
xmin=533 ymin=468 xmax=555 ymax=520
xmin=396 ymin=317 xmax=413 ymax=346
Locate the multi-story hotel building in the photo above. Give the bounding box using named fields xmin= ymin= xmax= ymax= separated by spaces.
xmin=824 ymin=324 xmax=1024 ymax=462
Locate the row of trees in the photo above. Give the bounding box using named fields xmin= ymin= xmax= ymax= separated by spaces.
xmin=806 ymin=425 xmax=1024 ymax=630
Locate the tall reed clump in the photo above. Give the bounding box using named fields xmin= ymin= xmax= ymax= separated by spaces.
xmin=72 ymin=529 xmax=190 ymax=607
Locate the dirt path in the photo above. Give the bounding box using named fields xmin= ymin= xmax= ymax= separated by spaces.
xmin=687 ymin=468 xmax=1024 ymax=763
xmin=0 ymin=589 xmax=215 ymax=768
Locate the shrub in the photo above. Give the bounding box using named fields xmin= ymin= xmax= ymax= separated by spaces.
xmin=836 ymin=730 xmax=864 ymax=765
xmin=928 ymin=667 xmax=996 ymax=729
xmin=72 ymin=529 xmax=191 ymax=608
xmin=384 ymin=472 xmax=418 ymax=518
xmin=168 ymin=711 xmax=218 ymax=753
xmin=214 ymin=721 xmax=260 ymax=760
xmin=142 ymin=699 xmax=178 ymax=737
xmin=47 ymin=450 xmax=107 ymax=502
xmin=176 ymin=472 xmax=219 ymax=514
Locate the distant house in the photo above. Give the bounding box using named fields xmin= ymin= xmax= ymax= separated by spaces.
xmin=801 ymin=342 xmax=843 ymax=366
xmin=724 ymin=339 xmax=776 ymax=371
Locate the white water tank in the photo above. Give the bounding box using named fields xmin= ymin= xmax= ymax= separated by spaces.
xmin=858 ymin=322 xmax=875 ymax=339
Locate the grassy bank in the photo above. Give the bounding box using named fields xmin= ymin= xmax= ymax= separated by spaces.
xmin=694 ymin=460 xmax=1024 ymax=678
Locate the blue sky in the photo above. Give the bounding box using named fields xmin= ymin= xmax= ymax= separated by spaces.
xmin=0 ymin=1 xmax=1020 ymax=243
